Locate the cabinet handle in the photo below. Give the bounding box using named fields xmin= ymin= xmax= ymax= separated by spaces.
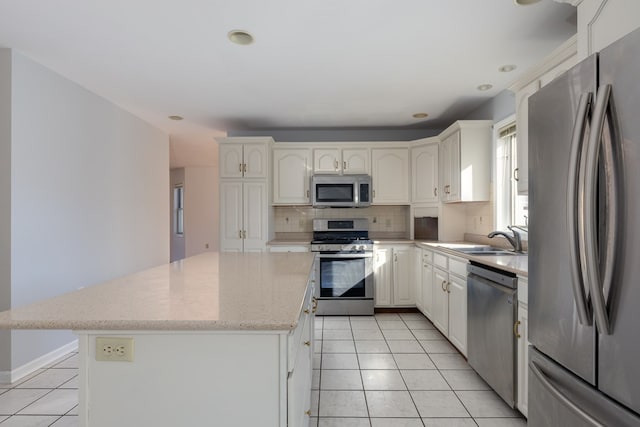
xmin=305 ymin=410 xmax=312 ymax=416
xmin=238 ymin=230 xmax=242 ymax=239
xmin=243 ymin=163 xmax=247 ymax=173
xmin=514 ymin=320 xmax=521 ymax=338
xmin=304 ymin=309 xmax=310 ymax=314
xmin=513 ymin=167 xmax=519 ymax=182
xmin=334 ymin=160 xmax=339 ymax=170
xmin=434 ymin=187 xmax=437 ymax=197
xmin=304 ymin=341 xmax=311 ymax=347
xmin=446 ymin=281 xmax=451 ymax=293
xmin=441 ymin=280 xmax=447 ymax=292
xmin=306 ymin=189 xmax=310 ymax=198
xmin=394 ymin=253 xmax=398 ymax=262
xmin=343 ymin=161 xmax=347 ymax=170
xmin=238 ymin=163 xmax=243 ymax=172
xmin=312 ymin=297 xmax=318 ymax=313
xmin=373 ymin=189 xmax=376 ymax=198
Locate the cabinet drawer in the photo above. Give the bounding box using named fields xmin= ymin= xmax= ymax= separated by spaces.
xmin=434 ymin=253 xmax=448 ymax=269
xmin=422 ymin=250 xmax=433 ymax=264
xmin=288 ymin=286 xmax=314 ymax=372
xmin=449 ymin=257 xmax=468 ymax=278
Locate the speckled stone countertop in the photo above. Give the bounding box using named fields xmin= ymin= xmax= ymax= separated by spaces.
xmin=0 ymin=252 xmax=316 ymax=331
xmin=416 ymin=241 xmax=528 ymax=276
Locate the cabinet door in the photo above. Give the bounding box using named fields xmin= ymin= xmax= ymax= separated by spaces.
xmin=373 ymin=247 xmax=392 ymax=307
xmin=243 ymin=143 xmax=268 ymax=179
xmin=393 ymin=246 xmax=413 ymax=306
xmin=243 ymin=181 xmax=267 ymax=252
xmin=273 ymin=149 xmax=311 ymax=204
xmin=515 ymin=80 xmax=540 ymax=195
xmin=414 ymin=248 xmax=423 ymax=311
xmin=421 ymin=261 xmax=434 ymax=319
xmin=444 ymin=131 xmax=460 ymax=202
xmin=371 ymin=148 xmax=410 ymax=204
xmin=219 ymin=181 xmax=244 ymax=252
xmin=219 ymin=145 xmax=244 ymax=178
xmin=288 ymin=311 xmax=312 ymax=427
xmin=412 ymin=144 xmax=439 ymax=203
xmin=448 ymin=274 xmax=467 ymax=356
xmin=432 ymin=268 xmax=449 ymax=335
xmin=517 ymin=302 xmax=529 ymax=418
xmin=439 ymin=137 xmax=451 ymax=202
xmin=342 ymin=148 xmax=369 ymax=174
xmin=313 ymin=148 xmax=340 ymax=174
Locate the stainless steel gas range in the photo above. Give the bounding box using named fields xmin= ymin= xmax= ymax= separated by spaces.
xmin=311 ymin=218 xmax=374 ymax=316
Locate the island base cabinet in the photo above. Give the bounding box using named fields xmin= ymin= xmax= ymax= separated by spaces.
xmin=77 ymin=331 xmax=308 ymax=427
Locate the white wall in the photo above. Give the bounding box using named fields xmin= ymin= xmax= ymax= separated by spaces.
xmin=5 ymin=50 xmax=169 ymax=372
xmin=0 ymin=50 xmax=12 ymax=373
xmin=184 ymin=167 xmax=218 ymax=256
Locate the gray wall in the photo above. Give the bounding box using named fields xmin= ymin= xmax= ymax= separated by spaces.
xmin=463 ymin=90 xmax=515 ymax=122
xmin=228 ymin=127 xmax=441 ymax=142
xmin=0 ymin=50 xmax=12 ymax=373
xmin=3 ymin=49 xmax=170 ymax=373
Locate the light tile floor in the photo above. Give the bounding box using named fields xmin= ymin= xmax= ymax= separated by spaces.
xmin=311 ymin=312 xmax=527 ymax=427
xmin=0 ymin=353 xmax=78 ymax=426
xmin=0 ymin=312 xmax=527 ymax=427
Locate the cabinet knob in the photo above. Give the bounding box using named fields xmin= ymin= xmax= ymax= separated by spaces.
xmin=305 ymin=410 xmax=312 ymax=416
xmin=304 ymin=341 xmax=311 ymax=347
xmin=514 ymin=320 xmax=521 ymax=338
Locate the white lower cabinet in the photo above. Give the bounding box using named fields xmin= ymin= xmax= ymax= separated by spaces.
xmin=413 ymin=248 xmax=423 ymax=312
xmin=516 ymin=275 xmax=529 ymax=418
xmin=416 ymin=247 xmax=468 ymax=356
xmin=374 ymin=244 xmax=413 ymax=307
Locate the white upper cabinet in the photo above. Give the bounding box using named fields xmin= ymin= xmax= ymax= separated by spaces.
xmin=273 ymin=148 xmax=312 ymax=205
xmin=219 ymin=139 xmax=270 ymax=179
xmin=313 ymin=147 xmax=369 ymax=175
xmin=439 ymin=121 xmax=491 ymax=203
xmin=411 ymin=140 xmax=439 ymax=204
xmin=371 ymin=148 xmax=410 ymax=204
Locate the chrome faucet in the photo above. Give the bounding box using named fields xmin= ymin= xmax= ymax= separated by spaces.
xmin=488 ymin=226 xmax=523 ymax=253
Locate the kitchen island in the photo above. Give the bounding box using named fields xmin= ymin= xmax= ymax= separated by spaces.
xmin=0 ymin=252 xmax=317 ymax=427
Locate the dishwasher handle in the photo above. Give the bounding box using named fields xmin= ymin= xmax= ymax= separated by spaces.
xmin=468 ymin=272 xmax=517 ymax=296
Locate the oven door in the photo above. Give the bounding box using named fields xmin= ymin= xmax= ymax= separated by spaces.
xmin=314 ymin=253 xmax=373 ymax=299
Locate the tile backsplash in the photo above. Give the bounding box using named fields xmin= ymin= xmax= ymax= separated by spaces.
xmin=274 ymin=205 xmax=409 ymax=238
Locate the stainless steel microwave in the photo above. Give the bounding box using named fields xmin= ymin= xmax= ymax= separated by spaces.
xmin=311 ymin=174 xmax=372 ymax=208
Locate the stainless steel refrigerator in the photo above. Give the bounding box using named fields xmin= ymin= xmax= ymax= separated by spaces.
xmin=529 ymin=26 xmax=640 ymax=426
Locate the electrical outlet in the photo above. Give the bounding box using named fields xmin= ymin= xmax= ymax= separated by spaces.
xmin=96 ymin=337 xmax=135 ymax=362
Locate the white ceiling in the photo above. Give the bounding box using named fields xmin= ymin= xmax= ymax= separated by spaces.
xmin=0 ymin=0 xmax=576 ymax=166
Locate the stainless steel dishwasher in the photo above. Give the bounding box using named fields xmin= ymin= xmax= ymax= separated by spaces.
xmin=467 ymin=261 xmax=518 ymax=408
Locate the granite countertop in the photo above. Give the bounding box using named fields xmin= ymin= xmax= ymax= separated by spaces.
xmin=416 ymin=241 xmax=528 ymax=276
xmin=0 ymin=252 xmax=316 ymax=331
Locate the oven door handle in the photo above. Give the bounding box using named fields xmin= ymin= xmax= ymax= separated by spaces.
xmin=316 ymin=253 xmax=373 ymax=258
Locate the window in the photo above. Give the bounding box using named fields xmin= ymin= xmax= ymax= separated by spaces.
xmin=174 ymin=185 xmax=184 ymax=235
xmin=494 ymin=118 xmax=528 ymax=232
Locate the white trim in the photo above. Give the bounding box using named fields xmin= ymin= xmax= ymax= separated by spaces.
xmin=0 ymin=339 xmax=78 ymax=384
xmin=508 ymin=34 xmax=578 ymax=92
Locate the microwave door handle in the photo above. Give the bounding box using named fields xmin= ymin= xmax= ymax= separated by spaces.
xmin=569 ymin=92 xmax=592 ymax=326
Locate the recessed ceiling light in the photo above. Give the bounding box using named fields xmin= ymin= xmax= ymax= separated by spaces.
xmin=228 ymin=30 xmax=254 ymax=45
xmin=498 ymin=64 xmax=517 ymax=73
xmin=477 ymin=84 xmax=493 ymax=91
xmin=412 ymin=113 xmax=429 ymax=119
xmin=168 ymin=115 xmax=184 ymax=121
xmin=514 ymin=0 xmax=542 ymax=5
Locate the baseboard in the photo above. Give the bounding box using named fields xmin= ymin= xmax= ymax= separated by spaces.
xmin=0 ymin=339 xmax=78 ymax=384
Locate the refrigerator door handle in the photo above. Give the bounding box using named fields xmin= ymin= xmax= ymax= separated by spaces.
xmin=568 ymin=92 xmax=592 ymax=326
xmin=585 ymin=84 xmax=614 ymax=335
xmin=530 ymin=360 xmax=605 ymax=427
